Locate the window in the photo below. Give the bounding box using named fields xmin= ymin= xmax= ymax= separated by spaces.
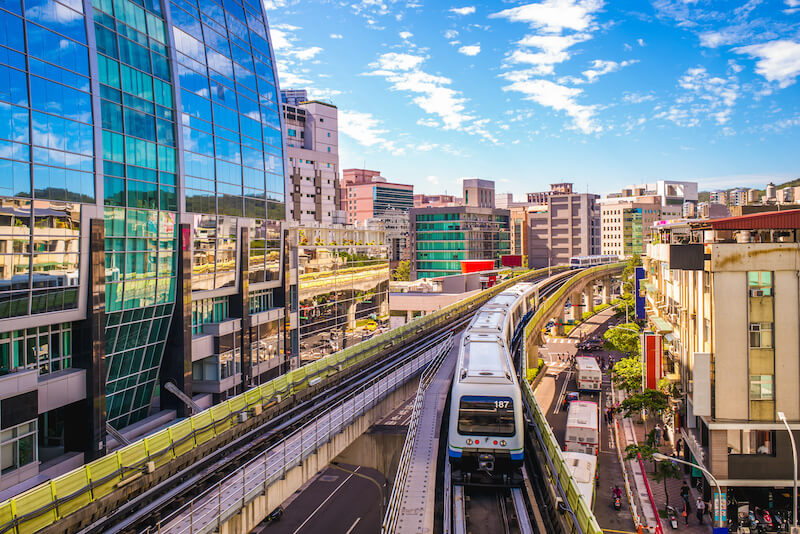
xmin=750 ymin=375 xmax=774 ymax=400
xmin=748 ymin=271 xmax=772 ymax=296
xmin=1 ymin=420 xmax=37 ymax=474
xmin=457 ymin=396 xmax=515 ymax=437
xmin=749 ymin=323 xmax=773 ymax=348
xmin=727 ymin=429 xmax=774 ymax=455
xmin=287 ymin=128 xmax=296 ymax=137
xmin=327 ymin=147 xmax=330 ymax=152
xmin=327 ymin=132 xmax=330 ymax=137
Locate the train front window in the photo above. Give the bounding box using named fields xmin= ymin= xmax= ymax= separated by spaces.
xmin=458 ymin=396 xmax=515 ymax=437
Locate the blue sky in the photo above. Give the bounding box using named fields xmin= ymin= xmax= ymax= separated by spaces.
xmin=263 ymin=0 xmax=800 ymax=198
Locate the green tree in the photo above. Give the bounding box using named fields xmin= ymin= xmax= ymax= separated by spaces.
xmin=621 ymin=255 xmax=643 ymax=297
xmin=612 ymin=356 xmax=643 ymax=393
xmin=620 ymin=389 xmax=670 ymax=436
xmin=603 ymin=322 xmax=641 ymax=355
xmin=651 ymin=459 xmax=682 ymax=508
xmin=625 ymin=443 xmax=656 ymax=462
xmin=392 ymin=260 xmax=410 ymax=281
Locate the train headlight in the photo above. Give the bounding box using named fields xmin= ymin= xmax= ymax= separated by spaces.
xmin=466 ymin=439 xmax=473 ymax=445
xmin=500 ymin=440 xmax=507 ymax=446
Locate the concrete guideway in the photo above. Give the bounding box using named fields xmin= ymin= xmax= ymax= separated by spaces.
xmin=153 ymin=341 xmax=452 ymax=534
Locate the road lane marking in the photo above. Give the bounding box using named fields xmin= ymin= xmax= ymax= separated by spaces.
xmin=345 ymin=517 xmax=361 ymax=534
xmin=292 ymin=467 xmax=361 ymax=534
xmin=553 ymin=369 xmax=572 ymax=414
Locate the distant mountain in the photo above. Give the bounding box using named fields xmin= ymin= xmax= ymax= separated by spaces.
xmin=698 ymin=178 xmax=800 ymax=202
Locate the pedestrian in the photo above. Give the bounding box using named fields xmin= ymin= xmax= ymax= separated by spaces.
xmin=675 ymin=437 xmax=683 ymax=457
xmin=654 ymin=423 xmax=662 ymax=446
xmin=696 ymin=497 xmax=706 ymax=524
xmin=680 ymin=481 xmax=691 ymax=508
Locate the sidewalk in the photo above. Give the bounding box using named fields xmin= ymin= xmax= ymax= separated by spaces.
xmin=627 ymin=412 xmax=712 ymax=533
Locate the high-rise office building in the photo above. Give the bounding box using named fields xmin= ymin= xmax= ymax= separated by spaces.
xmin=282 ymin=93 xmax=340 ymax=224
xmin=340 ymin=168 xmax=413 ymax=224
xmin=0 ymin=0 xmax=289 ymax=489
xmin=462 ymin=178 xmax=495 ymax=208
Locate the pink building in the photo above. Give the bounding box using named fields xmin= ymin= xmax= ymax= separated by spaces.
xmin=340 ymin=168 xmax=414 ymax=224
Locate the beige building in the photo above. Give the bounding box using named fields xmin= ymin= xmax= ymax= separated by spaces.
xmin=600 ymin=197 xmax=661 ymax=257
xmin=463 ymin=178 xmax=495 ymax=208
xmin=643 ymin=210 xmax=800 ymax=508
xmin=282 ymin=91 xmax=341 ymax=224
xmin=526 ymin=190 xmax=600 ymax=268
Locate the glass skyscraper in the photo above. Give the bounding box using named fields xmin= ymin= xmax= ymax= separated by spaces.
xmin=0 ymin=0 xmax=288 ymax=490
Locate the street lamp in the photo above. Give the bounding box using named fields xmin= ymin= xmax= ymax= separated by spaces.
xmin=652 ymin=452 xmax=724 ymax=529
xmin=778 ymin=411 xmax=798 ymax=531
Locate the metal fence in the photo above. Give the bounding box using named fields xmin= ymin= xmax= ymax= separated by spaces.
xmin=0 ymin=266 xmax=563 ymax=534
xmin=381 ymin=335 xmax=454 ymax=534
xmin=155 ymin=342 xmax=453 ymax=534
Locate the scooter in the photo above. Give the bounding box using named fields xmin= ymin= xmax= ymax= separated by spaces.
xmin=612 ymin=491 xmax=622 ymax=511
xmin=665 ymin=505 xmax=679 ymax=529
xmin=755 ymin=507 xmax=776 ymax=532
xmin=749 ymin=510 xmax=764 ymax=534
xmin=771 ymin=510 xmax=786 ymax=532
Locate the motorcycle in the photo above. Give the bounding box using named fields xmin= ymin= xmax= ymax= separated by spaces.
xmin=755 ymin=506 xmax=776 ymax=532
xmin=612 ymin=488 xmax=622 ymax=511
xmin=749 ymin=509 xmax=764 ymax=534
xmin=665 ymin=505 xmax=679 ymax=530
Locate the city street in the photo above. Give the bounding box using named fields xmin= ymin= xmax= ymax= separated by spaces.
xmin=257 ymin=463 xmax=385 ymax=534
xmin=536 ymin=309 xmax=637 ymax=534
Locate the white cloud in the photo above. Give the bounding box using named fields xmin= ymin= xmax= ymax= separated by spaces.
xmin=366 ymin=53 xmax=472 ymax=130
xmin=444 ymin=29 xmax=459 ymax=39
xmin=417 ymin=117 xmax=441 ymax=127
xmin=294 ymin=46 xmax=323 ymax=60
xmin=623 ymin=92 xmax=655 ymax=104
xmin=458 ymin=44 xmax=481 ymax=56
xmin=416 ymin=143 xmax=438 ymax=151
xmin=339 ymin=110 xmax=404 ymax=155
xmin=505 ymin=33 xmax=591 ymax=75
xmin=637 ymin=38 xmax=645 ymax=47
xmin=655 ymin=66 xmax=739 ymax=126
xmin=399 ymin=31 xmax=413 ymax=40
xmin=502 ymin=78 xmax=600 ymax=133
xmin=450 ymin=6 xmax=476 ymax=15
xmin=490 ymin=0 xmax=604 ymax=34
xmin=581 ymin=59 xmax=637 ymax=83
xmin=263 ymin=0 xmax=287 ymax=9
xmin=330 ymin=33 xmax=343 ymax=39
xmin=427 ymin=175 xmax=440 ymax=185
xmin=735 ymin=40 xmax=800 ymax=88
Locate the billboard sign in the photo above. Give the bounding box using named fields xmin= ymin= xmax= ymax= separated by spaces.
xmin=634 ymin=266 xmax=646 ymax=320
xmin=642 ymin=331 xmax=663 ymax=390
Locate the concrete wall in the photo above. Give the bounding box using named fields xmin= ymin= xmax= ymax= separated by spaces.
xmin=712 ymin=271 xmax=748 ymax=420
xmin=217 ymin=379 xmax=418 ymax=534
xmin=775 ymin=271 xmax=800 ymax=419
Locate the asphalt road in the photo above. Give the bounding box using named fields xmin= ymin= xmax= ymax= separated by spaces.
xmin=540 ymin=311 xmax=638 ymax=534
xmin=257 ymin=463 xmax=386 ymax=534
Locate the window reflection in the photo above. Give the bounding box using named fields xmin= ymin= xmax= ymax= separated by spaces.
xmin=0 ymin=199 xmax=80 ymax=318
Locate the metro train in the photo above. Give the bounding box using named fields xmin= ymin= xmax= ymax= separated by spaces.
xmin=447 ymin=281 xmax=544 ymax=475
xmin=568 ymin=254 xmax=618 ymax=269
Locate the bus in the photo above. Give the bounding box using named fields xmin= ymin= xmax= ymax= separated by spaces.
xmin=562 ymin=451 xmax=597 ymax=508
xmin=565 ymin=400 xmax=599 ymax=455
xmin=575 ymin=356 xmax=602 ymax=392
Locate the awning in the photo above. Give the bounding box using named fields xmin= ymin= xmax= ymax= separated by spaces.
xmin=664 ymin=333 xmax=675 ymax=343
xmin=648 ymin=315 xmax=673 ymax=333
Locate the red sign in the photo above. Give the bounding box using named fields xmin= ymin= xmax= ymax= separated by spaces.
xmin=487 ymin=275 xmax=497 ymax=287
xmin=501 ymin=255 xmax=522 ymax=267
xmin=460 ymin=260 xmax=495 ymax=273
xmin=642 ymin=332 xmax=663 ymax=390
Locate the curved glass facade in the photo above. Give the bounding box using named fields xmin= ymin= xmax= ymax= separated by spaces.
xmin=0 ymin=0 xmax=287 ymax=436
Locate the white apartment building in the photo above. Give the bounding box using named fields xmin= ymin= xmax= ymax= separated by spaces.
xmin=610 ymin=180 xmax=698 ymax=217
xmin=644 ymin=210 xmax=800 ymax=512
xmin=282 ymin=91 xmax=341 ymax=224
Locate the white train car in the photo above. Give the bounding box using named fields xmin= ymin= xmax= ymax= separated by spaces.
xmin=569 ymin=255 xmax=618 ymax=269
xmin=448 ymin=332 xmax=525 ymax=472
xmin=565 ymin=400 xmax=599 ymax=455
xmin=562 ymin=451 xmax=597 ymax=508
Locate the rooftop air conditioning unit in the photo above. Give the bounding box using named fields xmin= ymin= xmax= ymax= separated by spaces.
xmin=750 ymin=289 xmax=764 ymax=297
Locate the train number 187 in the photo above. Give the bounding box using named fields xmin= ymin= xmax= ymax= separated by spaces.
xmin=495 ymin=401 xmax=509 ymax=409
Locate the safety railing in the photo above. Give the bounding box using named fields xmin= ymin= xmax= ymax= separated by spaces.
xmin=381 ymin=334 xmax=454 ymax=534
xmin=520 ymin=263 xmax=624 ymax=534
xmin=0 ymin=266 xmax=564 ymax=534
xmin=155 ymin=341 xmax=453 ymax=534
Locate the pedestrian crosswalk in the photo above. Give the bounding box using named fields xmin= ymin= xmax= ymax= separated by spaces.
xmin=544 ymin=336 xmax=578 ymax=344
